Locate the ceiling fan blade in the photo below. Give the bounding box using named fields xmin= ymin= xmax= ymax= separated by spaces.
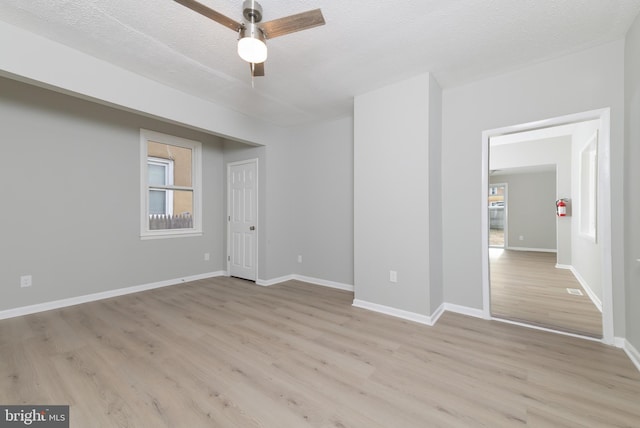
xmin=250 ymin=62 xmax=265 ymax=77
xmin=261 ymin=9 xmax=325 ymax=39
xmin=174 ymin=0 xmax=242 ymax=32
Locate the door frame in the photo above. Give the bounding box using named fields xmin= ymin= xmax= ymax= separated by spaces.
xmin=226 ymin=158 xmax=259 ymax=280
xmin=481 ymin=108 xmax=614 ymax=344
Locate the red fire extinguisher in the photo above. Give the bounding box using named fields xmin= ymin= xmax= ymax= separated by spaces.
xmin=556 ymin=199 xmax=567 ymax=217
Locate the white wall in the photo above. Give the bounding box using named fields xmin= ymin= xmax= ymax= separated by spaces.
xmin=624 ymin=12 xmax=640 ymax=350
xmin=354 ymin=73 xmax=441 ymax=317
xmin=0 ymin=77 xmax=225 ymax=311
xmin=442 ymin=40 xmax=626 ymax=334
xmin=571 ymin=120 xmax=602 ymax=303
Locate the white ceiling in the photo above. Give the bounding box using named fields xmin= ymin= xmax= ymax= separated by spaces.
xmin=1 ymin=0 xmax=639 ymax=127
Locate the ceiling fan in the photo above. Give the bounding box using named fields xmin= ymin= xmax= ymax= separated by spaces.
xmin=174 ymin=0 xmax=325 ymax=77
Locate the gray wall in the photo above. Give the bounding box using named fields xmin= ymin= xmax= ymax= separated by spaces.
xmin=0 ymin=76 xmax=356 ymax=314
xmin=490 ymin=137 xmax=572 ymax=263
xmin=624 ymin=12 xmax=640 ymax=351
xmin=490 ymin=171 xmax=557 ymax=251
xmin=354 ymin=73 xmax=440 ymax=316
xmin=289 ymin=118 xmax=354 ymax=285
xmin=571 ymin=120 xmax=602 ymax=303
xmin=428 ymin=74 xmax=444 ymax=314
xmin=442 ymin=40 xmax=626 ymax=335
xmin=0 ymin=77 xmax=225 ymax=311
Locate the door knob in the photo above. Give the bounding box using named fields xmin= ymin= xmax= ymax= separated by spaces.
xmin=250 ymin=226 xmax=255 ymax=230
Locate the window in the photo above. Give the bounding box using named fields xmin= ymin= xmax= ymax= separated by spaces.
xmin=579 ymin=131 xmax=598 ymax=242
xmin=140 ymin=129 xmax=202 ymax=239
xmin=148 ymin=157 xmax=174 ymax=216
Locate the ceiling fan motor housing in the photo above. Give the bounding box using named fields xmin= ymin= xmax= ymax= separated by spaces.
xmin=243 ymin=0 xmax=263 ymax=23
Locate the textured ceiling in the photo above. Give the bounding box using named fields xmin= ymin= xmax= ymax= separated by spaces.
xmin=1 ymin=0 xmax=639 ymax=127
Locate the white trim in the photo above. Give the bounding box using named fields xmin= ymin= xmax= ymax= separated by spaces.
xmin=430 ymin=303 xmax=446 ymax=324
xmin=226 ymin=158 xmax=259 ymax=281
xmin=148 ymin=157 xmax=175 ymax=216
xmin=614 ymin=337 xmax=626 ymax=348
xmin=256 ymin=275 xmax=294 ymax=287
xmin=256 ymin=274 xmax=354 ymax=291
xmin=568 ymin=266 xmax=602 ymax=312
xmin=352 ymin=299 xmax=436 ymax=326
xmin=557 ymin=263 xmax=603 ymax=313
xmin=491 ymin=317 xmax=603 ymax=343
xmin=481 ymin=108 xmax=614 ymax=344
xmin=293 ymin=275 xmax=354 ymax=292
xmin=622 ymin=340 xmax=640 ymax=373
xmin=443 ymin=303 xmax=487 ymax=319
xmin=507 ymin=246 xmax=557 ymax=253
xmin=0 ymin=271 xmax=226 ymax=321
xmin=140 ymin=129 xmax=202 ymax=239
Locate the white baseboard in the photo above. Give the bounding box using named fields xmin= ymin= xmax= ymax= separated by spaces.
xmin=430 ymin=303 xmax=446 ymax=324
xmin=0 ymin=271 xmax=226 ymax=321
xmin=492 ymin=317 xmax=602 ymax=343
xmin=509 ymin=246 xmax=557 ymax=253
xmin=352 ymin=299 xmax=436 ymax=326
xmin=569 ymin=266 xmax=602 ymax=312
xmin=257 ymin=274 xmax=354 ymax=292
xmin=256 ymin=275 xmax=294 ymax=287
xmin=623 ymin=339 xmax=640 ymax=373
xmin=293 ymin=275 xmax=354 ymax=292
xmin=556 ymin=264 xmax=602 ymax=312
xmin=443 ymin=303 xmax=486 ymax=319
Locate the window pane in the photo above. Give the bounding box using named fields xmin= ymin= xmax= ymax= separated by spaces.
xmin=149 ymin=190 xmax=193 ymax=230
xmin=148 ymin=164 xmax=166 ymax=186
xmin=148 ymin=141 xmax=192 ymax=187
xmin=149 ymin=190 xmax=166 ymax=215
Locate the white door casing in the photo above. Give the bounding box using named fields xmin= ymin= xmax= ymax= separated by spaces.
xmin=481 ymin=108 xmax=613 ymax=344
xmin=227 ymin=159 xmax=258 ymax=281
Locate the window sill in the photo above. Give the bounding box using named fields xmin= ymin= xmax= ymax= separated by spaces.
xmin=140 ymin=230 xmax=203 ymax=240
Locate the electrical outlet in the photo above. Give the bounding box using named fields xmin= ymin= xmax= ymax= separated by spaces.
xmin=389 ymin=270 xmax=398 ymax=283
xmin=204 ymin=253 xmax=210 ymax=261
xmin=519 ymin=235 xmax=524 ymax=241
xmin=297 ymin=255 xmax=302 ymax=263
xmin=20 ymin=275 xmax=32 ymax=288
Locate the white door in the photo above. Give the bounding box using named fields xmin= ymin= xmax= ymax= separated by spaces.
xmin=228 ymin=159 xmax=258 ymax=281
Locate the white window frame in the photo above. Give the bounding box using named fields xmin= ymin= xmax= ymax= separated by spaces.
xmin=140 ymin=129 xmax=202 ymax=239
xmin=579 ymin=131 xmax=598 ymax=242
xmin=148 ymin=157 xmax=174 ymax=216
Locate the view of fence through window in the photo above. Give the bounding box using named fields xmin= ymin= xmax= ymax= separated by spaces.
xmin=147 ymin=141 xmax=193 ymax=230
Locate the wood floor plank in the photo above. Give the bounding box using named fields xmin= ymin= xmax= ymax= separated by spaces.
xmin=490 ymin=249 xmax=603 ymax=337
xmin=0 ymin=277 xmax=638 ymax=427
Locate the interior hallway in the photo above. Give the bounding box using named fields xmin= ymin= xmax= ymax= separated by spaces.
xmin=490 ymin=249 xmax=602 ymax=338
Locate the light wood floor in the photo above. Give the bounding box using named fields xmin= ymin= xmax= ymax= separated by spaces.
xmin=490 ymin=249 xmax=603 ymax=338
xmin=1 ymin=277 xmax=638 ymax=427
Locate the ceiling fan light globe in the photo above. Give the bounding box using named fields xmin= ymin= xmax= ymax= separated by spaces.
xmin=238 ymin=37 xmax=267 ymax=63
xmin=237 ymin=24 xmax=267 ymax=64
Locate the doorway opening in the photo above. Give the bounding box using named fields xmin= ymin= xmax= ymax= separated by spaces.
xmin=488 ymin=183 xmax=506 ymax=248
xmin=481 ymin=109 xmax=613 ymax=344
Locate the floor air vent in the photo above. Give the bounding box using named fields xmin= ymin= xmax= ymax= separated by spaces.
xmin=567 ymin=288 xmax=583 ymax=296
